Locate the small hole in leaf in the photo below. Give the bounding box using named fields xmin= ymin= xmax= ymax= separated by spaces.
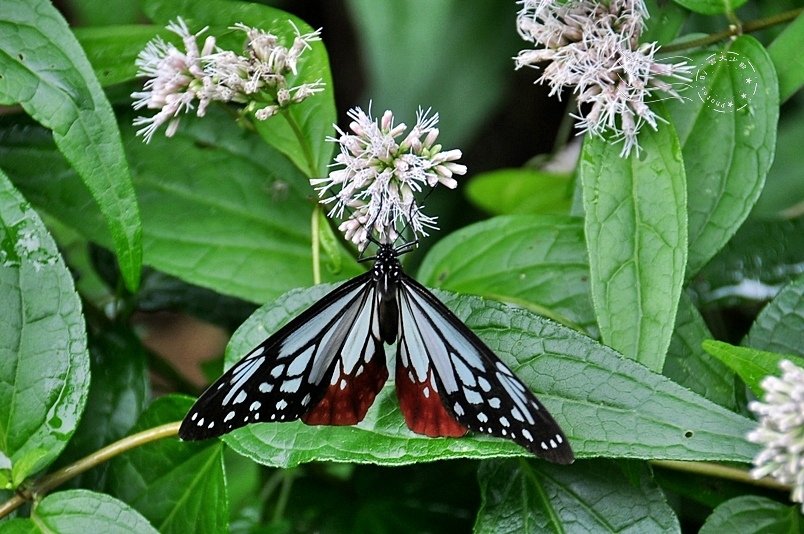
xmin=684 ymin=430 xmax=693 ymax=439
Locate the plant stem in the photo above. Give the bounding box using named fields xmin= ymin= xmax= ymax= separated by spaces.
xmin=311 ymin=205 xmax=322 ymax=285
xmin=661 ymin=8 xmax=804 ymax=53
xmin=272 ymin=468 xmax=297 ymax=524
xmin=651 ymin=459 xmax=791 ymax=492
xmin=0 ymin=422 xmax=180 ymax=519
xmin=280 ymin=110 xmax=317 ymax=178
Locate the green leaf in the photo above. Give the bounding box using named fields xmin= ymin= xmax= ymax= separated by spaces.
xmin=75 ymin=26 xmax=163 ymax=88
xmin=345 ymin=0 xmax=520 ymax=146
xmin=465 ymin=169 xmax=573 ymax=216
xmin=670 ymin=0 xmax=748 ymax=15
xmin=417 ymin=215 xmax=595 ymax=335
xmin=0 ymin=171 xmax=90 ymax=484
xmin=143 ymin=0 xmax=336 ymax=177
xmin=55 ymin=325 xmax=150 ymax=488
xmin=106 ymin=396 xmax=227 ymax=534
xmin=744 ymin=273 xmax=804 ymax=358
xmin=701 ymin=340 xmax=804 ymax=397
xmin=0 ymin=112 xmax=362 ymax=304
xmin=2 ymin=489 xmax=158 ymax=534
xmin=222 ymin=284 xmax=758 ymax=467
xmin=643 ymin=0 xmax=688 ymax=45
xmin=475 ymin=459 xmax=680 ymax=533
xmin=580 ymin=122 xmax=687 ymax=372
xmin=699 ymin=495 xmax=804 ymax=533
xmin=652 ymin=467 xmax=756 ymax=509
xmin=691 ymin=217 xmax=804 ymax=307
xmin=664 ymin=294 xmax=737 ymax=410
xmin=753 ymin=111 xmax=804 ymax=218
xmin=666 ymin=36 xmax=779 ymax=277
xmin=0 ymin=0 xmax=142 ymax=290
xmin=768 ymin=11 xmax=804 ymax=103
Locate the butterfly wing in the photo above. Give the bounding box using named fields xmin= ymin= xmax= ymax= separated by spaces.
xmin=395 ymin=275 xmax=574 ymax=464
xmin=179 ymin=273 xmax=388 ymax=440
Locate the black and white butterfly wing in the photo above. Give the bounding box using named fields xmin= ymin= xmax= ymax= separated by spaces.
xmin=179 ymin=273 xmax=389 ymax=440
xmin=395 ymin=275 xmax=574 ymax=464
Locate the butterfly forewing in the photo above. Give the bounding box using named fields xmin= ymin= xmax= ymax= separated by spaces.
xmin=179 ymin=273 xmax=388 ymax=440
xmin=395 ymin=275 xmax=574 ymax=465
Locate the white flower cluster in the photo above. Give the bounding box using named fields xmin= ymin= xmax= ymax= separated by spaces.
xmin=311 ymin=106 xmax=466 ymax=250
xmin=748 ymin=359 xmax=804 ymax=512
xmin=132 ymin=18 xmax=324 ymax=142
xmin=515 ymin=0 xmax=692 ymax=156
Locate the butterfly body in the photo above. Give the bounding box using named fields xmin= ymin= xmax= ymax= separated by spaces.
xmin=180 ymin=244 xmax=574 ymax=464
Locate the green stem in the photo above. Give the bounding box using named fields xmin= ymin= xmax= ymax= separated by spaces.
xmin=661 ymin=8 xmax=804 ymax=53
xmin=272 ymin=469 xmax=297 ymax=523
xmin=311 ymin=205 xmax=322 ymax=285
xmin=650 ymin=459 xmax=791 ymax=492
xmin=0 ymin=422 xmax=180 ymax=518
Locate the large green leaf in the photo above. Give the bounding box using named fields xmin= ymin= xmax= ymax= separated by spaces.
xmin=666 ymin=36 xmax=779 ymax=277
xmin=417 ymin=215 xmax=595 ymax=335
xmin=345 ymin=0 xmax=520 ymax=147
xmin=0 ymin=113 xmax=362 ymax=304
xmin=0 ymin=0 xmax=142 ymax=289
xmin=744 ymin=273 xmax=804 ymax=358
xmin=664 ymin=294 xmax=737 ymax=410
xmin=753 ymin=110 xmax=804 ymax=218
xmin=75 ymin=25 xmax=164 ymax=88
xmin=699 ymin=496 xmax=804 ymax=533
xmin=55 ymin=326 xmax=150 ymax=489
xmin=0 ymin=490 xmax=158 ymax=534
xmin=691 ymin=217 xmax=804 ymax=308
xmin=106 ymin=396 xmax=227 ymax=534
xmin=580 ymin=123 xmax=687 ymax=372
xmin=144 ymin=0 xmax=336 ymax=178
xmin=702 ymin=340 xmax=804 ymax=398
xmin=464 ymin=169 xmax=573 ymax=216
xmin=475 ymin=459 xmax=679 ymax=533
xmin=670 ymin=0 xmax=748 ymax=15
xmin=768 ymin=11 xmax=804 ymax=103
xmin=0 ymin=171 xmax=90 ymax=485
xmin=221 ymin=284 xmax=758 ymax=467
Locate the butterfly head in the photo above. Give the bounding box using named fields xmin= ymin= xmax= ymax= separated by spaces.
xmin=371 ymin=244 xmax=402 ymax=291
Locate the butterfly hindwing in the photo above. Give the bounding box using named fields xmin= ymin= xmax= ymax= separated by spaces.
xmin=395 ymin=275 xmax=574 ymax=464
xmin=179 ymin=273 xmax=388 ymax=440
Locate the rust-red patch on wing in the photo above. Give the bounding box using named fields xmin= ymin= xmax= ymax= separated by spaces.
xmin=302 ymin=358 xmax=388 ymax=426
xmin=396 ymin=364 xmax=467 ymax=437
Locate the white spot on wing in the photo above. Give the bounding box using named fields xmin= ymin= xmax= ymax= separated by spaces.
xmin=489 ymin=398 xmax=501 ymax=409
xmin=500 ymin=416 xmax=510 ymax=427
xmin=280 ymin=377 xmax=302 ymax=393
xmin=287 ymin=346 xmax=315 ymax=377
xmin=478 ymin=377 xmax=491 ymax=392
xmin=224 ymin=411 xmax=235 ymax=422
xmin=259 ymin=382 xmax=273 ymax=393
xmin=234 ymin=390 xmax=247 ymax=404
xmin=453 ymin=402 xmax=464 ymax=416
xmin=250 ymin=401 xmax=261 ymax=411
xmin=276 ymin=399 xmax=288 ymax=410
xmin=423 ymin=386 xmax=430 ymax=398
xmin=464 ymin=388 xmax=483 ymax=404
xmin=191 ymin=413 xmax=198 ymax=421
xmin=478 ymin=413 xmax=488 ymax=423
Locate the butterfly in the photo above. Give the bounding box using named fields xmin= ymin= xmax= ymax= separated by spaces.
xmin=179 ymin=242 xmax=574 ymax=464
